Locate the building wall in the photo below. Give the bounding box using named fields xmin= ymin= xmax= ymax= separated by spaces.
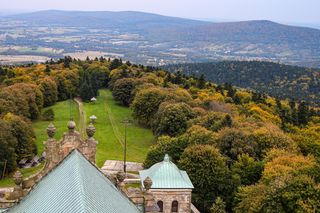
xmin=150 ymin=189 xmax=192 ymax=213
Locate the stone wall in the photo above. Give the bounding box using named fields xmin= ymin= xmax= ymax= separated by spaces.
xmin=150 ymin=189 xmax=192 ymax=213
xmin=45 ymin=121 xmax=98 ymax=169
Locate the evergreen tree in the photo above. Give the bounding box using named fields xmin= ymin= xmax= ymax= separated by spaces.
xmin=109 ymin=58 xmax=123 ymax=70
xmin=79 ymin=72 xmax=94 ymax=102
xmin=174 ymin=71 xmax=183 ymax=84
xmin=210 ymin=197 xmax=226 ymax=213
xmin=233 ymin=94 xmax=241 ymax=104
xmin=125 ymin=61 xmax=132 ymax=66
xmin=0 ymin=67 xmax=6 ymax=76
xmin=44 ymin=65 xmax=51 ymax=74
xmin=163 ymin=73 xmax=172 ymax=87
xmin=79 ymin=80 xmax=93 ymax=102
xmin=99 ymin=56 xmax=105 ymax=62
xmin=63 ymin=56 xmax=72 ymax=68
xmin=289 ymin=100 xmax=298 ymax=125
xmin=198 ymin=74 xmax=206 ymax=89
xmin=297 ymin=102 xmax=310 ymax=126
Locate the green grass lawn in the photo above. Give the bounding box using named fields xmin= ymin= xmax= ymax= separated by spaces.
xmin=0 ymin=100 xmax=79 ymax=188
xmin=83 ymin=89 xmax=155 ymax=167
xmin=32 ymin=100 xmax=80 ymax=154
xmin=0 ymin=90 xmax=154 ymax=187
xmin=0 ymin=163 xmax=45 ymax=187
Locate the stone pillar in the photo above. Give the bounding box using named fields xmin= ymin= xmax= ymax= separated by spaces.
xmin=116 ymin=171 xmax=126 ymax=191
xmin=44 ymin=123 xmax=60 ymax=171
xmin=60 ymin=120 xmax=83 ymax=158
xmin=80 ymin=123 xmax=98 ymax=163
xmin=143 ymin=177 xmax=160 ymax=213
xmin=7 ymin=171 xmax=23 ymax=201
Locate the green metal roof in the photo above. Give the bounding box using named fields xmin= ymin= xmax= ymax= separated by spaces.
xmin=7 ymin=150 xmax=141 ymax=213
xmin=139 ymin=154 xmax=194 ymax=189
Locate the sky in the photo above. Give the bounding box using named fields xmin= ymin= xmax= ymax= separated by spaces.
xmin=1 ymin=0 xmax=319 ymax=25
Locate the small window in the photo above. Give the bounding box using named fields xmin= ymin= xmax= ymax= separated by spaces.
xmin=157 ymin=200 xmax=164 ymax=212
xmin=171 ymin=200 xmax=178 ymax=212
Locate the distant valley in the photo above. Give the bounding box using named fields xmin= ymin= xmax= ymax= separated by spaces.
xmin=0 ymin=10 xmax=320 ymax=67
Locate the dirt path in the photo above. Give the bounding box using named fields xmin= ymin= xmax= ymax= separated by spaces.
xmin=75 ymin=95 xmax=124 ymax=147
xmin=74 ymin=98 xmax=86 ymax=137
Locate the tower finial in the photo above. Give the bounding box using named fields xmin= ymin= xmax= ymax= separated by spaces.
xmin=46 ymin=123 xmax=56 ymax=138
xmin=164 ymin=154 xmax=170 ymax=162
xmin=67 ymin=120 xmax=76 ymax=132
xmin=143 ymin=176 xmax=153 ymax=190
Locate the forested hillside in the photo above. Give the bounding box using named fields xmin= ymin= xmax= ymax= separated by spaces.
xmin=0 ymin=58 xmax=319 ymax=212
xmin=164 ymin=61 xmax=320 ymax=105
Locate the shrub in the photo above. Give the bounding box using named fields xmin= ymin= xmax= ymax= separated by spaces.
xmin=42 ymin=109 xmax=55 ymax=121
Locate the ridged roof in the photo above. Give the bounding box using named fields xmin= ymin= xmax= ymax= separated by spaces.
xmin=139 ymin=154 xmax=194 ymax=189
xmin=7 ymin=150 xmax=141 ymax=213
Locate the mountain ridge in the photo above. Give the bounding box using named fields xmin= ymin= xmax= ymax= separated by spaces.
xmin=1 ymin=10 xmax=320 ymax=67
xmin=6 ymin=10 xmax=320 ymax=31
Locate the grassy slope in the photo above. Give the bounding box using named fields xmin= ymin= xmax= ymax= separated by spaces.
xmin=0 ymin=89 xmax=154 ymax=187
xmin=83 ymin=89 xmax=155 ymax=167
xmin=32 ymin=100 xmax=80 ymax=154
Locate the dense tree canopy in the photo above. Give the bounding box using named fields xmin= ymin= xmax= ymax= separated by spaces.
xmin=112 ymin=78 xmax=138 ymax=106
xmin=234 ymin=151 xmax=320 ymax=212
xmin=3 ymin=113 xmax=37 ymax=161
xmin=0 ymin=58 xmax=319 ymax=213
xmin=0 ymin=119 xmax=17 ymax=175
xmin=179 ymin=145 xmax=236 ymax=212
xmin=39 ymin=77 xmax=58 ymax=107
xmin=152 ymin=102 xmax=195 ymax=136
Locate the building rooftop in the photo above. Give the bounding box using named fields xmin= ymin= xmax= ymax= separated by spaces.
xmin=139 ymin=154 xmax=194 ymax=189
xmin=6 ymin=150 xmax=141 ymax=213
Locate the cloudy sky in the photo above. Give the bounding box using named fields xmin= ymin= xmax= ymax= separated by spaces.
xmin=1 ymin=0 xmax=319 ymax=25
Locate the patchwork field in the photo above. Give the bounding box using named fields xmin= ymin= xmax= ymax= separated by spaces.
xmin=0 ymin=55 xmax=50 ymax=64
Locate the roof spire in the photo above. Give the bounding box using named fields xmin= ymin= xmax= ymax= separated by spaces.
xmin=164 ymin=154 xmax=170 ymax=162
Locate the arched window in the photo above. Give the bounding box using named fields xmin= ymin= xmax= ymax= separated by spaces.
xmin=157 ymin=200 xmax=164 ymax=212
xmin=171 ymin=200 xmax=178 ymax=212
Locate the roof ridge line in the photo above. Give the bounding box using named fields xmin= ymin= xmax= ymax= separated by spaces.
xmin=73 ymin=151 xmax=87 ymax=212
xmin=72 ymin=150 xmax=141 ymax=211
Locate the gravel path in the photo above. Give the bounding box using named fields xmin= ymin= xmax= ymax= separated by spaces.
xmin=74 ymin=98 xmax=86 ymax=137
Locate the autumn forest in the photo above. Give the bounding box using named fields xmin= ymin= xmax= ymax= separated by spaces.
xmin=0 ymin=57 xmax=319 ymax=212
